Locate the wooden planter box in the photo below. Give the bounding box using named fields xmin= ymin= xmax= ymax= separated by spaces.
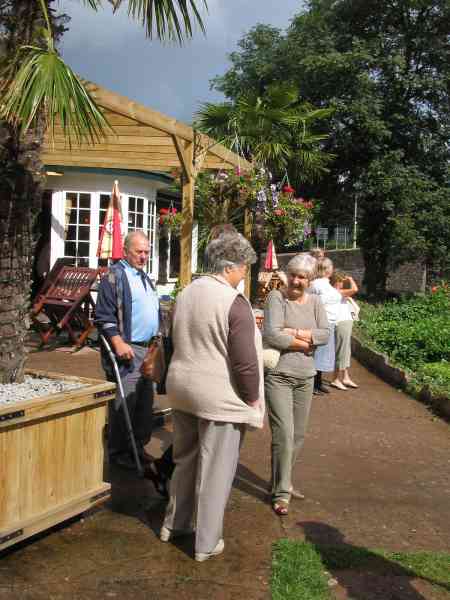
xmin=0 ymin=369 xmax=115 ymax=551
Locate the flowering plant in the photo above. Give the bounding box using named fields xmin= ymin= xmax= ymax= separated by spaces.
xmin=193 ymin=166 xmax=315 ymax=249
xmin=262 ymin=193 xmax=314 ymax=247
xmin=159 ymin=207 xmax=183 ymax=237
xmin=194 ymin=168 xmax=259 ymax=248
xmin=251 ymin=170 xmax=315 ymax=248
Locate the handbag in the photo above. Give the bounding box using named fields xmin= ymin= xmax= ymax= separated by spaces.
xmin=262 ymin=289 xmax=287 ymax=371
xmin=346 ymin=297 xmax=360 ymax=321
xmin=140 ymin=335 xmax=171 ymax=385
xmin=263 ymin=346 xmax=281 ymax=370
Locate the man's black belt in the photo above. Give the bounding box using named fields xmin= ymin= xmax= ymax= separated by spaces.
xmin=130 ymin=340 xmax=151 ymax=347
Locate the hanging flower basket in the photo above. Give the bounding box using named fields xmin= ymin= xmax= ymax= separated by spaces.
xmin=193 ymin=167 xmax=316 ymax=250
xmin=159 ymin=207 xmax=182 ymax=238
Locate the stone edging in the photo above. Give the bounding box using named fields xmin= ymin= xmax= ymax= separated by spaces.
xmin=351 ymin=335 xmax=450 ymax=421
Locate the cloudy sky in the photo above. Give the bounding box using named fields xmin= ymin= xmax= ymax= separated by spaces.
xmin=60 ymin=0 xmax=304 ymax=123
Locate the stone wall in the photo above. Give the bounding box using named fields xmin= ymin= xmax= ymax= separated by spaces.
xmin=262 ymin=249 xmax=426 ymax=294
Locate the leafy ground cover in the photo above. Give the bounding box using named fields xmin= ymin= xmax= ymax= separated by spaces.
xmin=272 ymin=539 xmax=450 ymax=600
xmin=353 ymin=287 xmax=450 ymax=396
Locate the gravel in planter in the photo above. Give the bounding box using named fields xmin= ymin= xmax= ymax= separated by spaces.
xmin=0 ymin=376 xmax=86 ymax=405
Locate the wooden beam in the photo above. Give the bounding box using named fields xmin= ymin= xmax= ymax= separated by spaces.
xmin=81 ymin=80 xmax=252 ymax=170
xmin=179 ymin=142 xmax=195 ymax=287
xmin=46 ymin=136 xmax=175 ymax=147
xmin=172 ymin=135 xmax=192 ymax=181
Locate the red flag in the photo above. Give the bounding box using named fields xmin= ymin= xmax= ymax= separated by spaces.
xmin=264 ymin=239 xmax=279 ymax=271
xmin=97 ymin=180 xmax=124 ymax=260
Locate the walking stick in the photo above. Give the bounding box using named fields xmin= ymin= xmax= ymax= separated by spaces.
xmin=99 ymin=334 xmax=144 ymax=478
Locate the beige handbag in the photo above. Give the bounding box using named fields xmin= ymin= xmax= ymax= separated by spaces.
xmin=263 ymin=346 xmax=281 ymax=370
xmin=262 ymin=289 xmax=287 ymax=370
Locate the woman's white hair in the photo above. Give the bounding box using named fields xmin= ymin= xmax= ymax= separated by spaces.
xmin=286 ymin=253 xmax=317 ymax=279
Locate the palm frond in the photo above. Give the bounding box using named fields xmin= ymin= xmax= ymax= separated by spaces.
xmin=81 ymin=0 xmax=101 ymax=10
xmin=196 ymin=101 xmax=234 ymax=134
xmin=0 ymin=46 xmax=112 ymax=146
xmin=124 ymin=0 xmax=207 ymax=42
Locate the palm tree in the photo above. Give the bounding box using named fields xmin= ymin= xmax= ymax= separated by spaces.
xmin=0 ymin=0 xmax=206 ymax=383
xmin=196 ymin=84 xmax=334 ymax=185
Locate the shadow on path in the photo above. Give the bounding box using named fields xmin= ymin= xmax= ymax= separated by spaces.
xmin=300 ymin=522 xmax=449 ymax=600
xmin=234 ymin=463 xmax=270 ymax=503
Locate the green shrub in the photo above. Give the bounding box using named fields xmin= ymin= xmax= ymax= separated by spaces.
xmin=355 ymin=288 xmax=450 ymax=371
xmin=418 ymin=361 xmax=450 ymax=389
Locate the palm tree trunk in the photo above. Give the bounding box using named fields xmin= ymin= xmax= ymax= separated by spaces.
xmin=0 ymin=125 xmax=44 ymax=382
xmin=0 ymin=0 xmax=49 ymax=383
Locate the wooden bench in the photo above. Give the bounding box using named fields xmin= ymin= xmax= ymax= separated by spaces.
xmin=31 ymin=266 xmax=102 ymax=347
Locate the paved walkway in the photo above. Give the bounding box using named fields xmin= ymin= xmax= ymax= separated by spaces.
xmin=1 ymin=347 xmax=449 ymax=599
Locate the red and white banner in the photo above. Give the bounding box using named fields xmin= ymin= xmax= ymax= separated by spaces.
xmin=97 ymin=180 xmax=124 ymax=260
xmin=264 ymin=239 xmax=279 ymax=271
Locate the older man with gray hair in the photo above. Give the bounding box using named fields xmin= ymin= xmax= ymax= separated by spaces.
xmin=160 ymin=231 xmax=265 ymax=562
xmin=95 ymin=230 xmax=159 ymax=470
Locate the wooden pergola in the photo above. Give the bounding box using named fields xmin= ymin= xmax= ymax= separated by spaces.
xmin=41 ymin=81 xmax=251 ymax=288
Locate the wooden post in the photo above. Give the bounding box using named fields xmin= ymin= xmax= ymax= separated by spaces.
xmin=179 ymin=141 xmax=195 ymax=288
xmin=244 ymin=207 xmax=253 ymax=299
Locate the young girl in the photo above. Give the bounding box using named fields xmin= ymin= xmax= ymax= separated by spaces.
xmin=329 ymin=271 xmax=359 ymax=390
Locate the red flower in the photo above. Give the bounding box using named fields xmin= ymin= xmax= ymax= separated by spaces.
xmin=159 ymin=208 xmax=169 ymax=215
xmin=431 ymin=286 xmax=438 ymax=293
xmin=170 ymin=207 xmax=177 ymax=214
xmin=274 ymin=209 xmax=286 ymax=217
xmin=282 ymin=184 xmax=295 ymax=194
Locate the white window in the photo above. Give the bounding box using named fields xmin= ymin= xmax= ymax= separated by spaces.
xmin=127 ymin=195 xmax=157 ymax=274
xmin=51 ymin=189 xmax=157 ymax=276
xmin=64 ymin=192 xmax=92 ymax=267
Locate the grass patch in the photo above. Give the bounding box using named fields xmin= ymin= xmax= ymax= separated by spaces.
xmin=272 ymin=540 xmax=331 ymax=600
xmin=272 ymin=540 xmax=450 ymax=599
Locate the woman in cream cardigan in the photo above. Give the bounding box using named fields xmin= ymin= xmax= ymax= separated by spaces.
xmin=161 ymin=231 xmax=264 ymax=562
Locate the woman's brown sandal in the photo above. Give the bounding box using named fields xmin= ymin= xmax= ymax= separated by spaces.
xmin=272 ymin=500 xmax=289 ymax=516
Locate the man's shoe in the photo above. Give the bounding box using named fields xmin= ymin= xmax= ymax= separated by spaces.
xmin=319 ymin=385 xmax=330 ymax=394
xmin=138 ymin=447 xmax=153 ymax=464
xmin=160 ymin=525 xmax=194 ymax=543
xmin=109 ymin=453 xmax=136 ymax=470
xmin=195 ymin=539 xmax=225 ymax=562
xmin=145 ymin=462 xmax=169 ymax=498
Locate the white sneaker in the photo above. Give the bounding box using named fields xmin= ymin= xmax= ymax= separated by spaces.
xmin=159 ymin=525 xmax=194 ymax=543
xmin=195 ymin=539 xmax=225 ymax=562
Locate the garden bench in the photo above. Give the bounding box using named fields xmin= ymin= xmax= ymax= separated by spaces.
xmin=31 ymin=266 xmax=102 ymax=347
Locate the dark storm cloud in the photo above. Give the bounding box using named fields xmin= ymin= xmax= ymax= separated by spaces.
xmin=60 ymin=0 xmax=304 ymax=122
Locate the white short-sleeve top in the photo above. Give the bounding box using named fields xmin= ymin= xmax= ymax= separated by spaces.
xmin=310 ymin=277 xmax=352 ymax=323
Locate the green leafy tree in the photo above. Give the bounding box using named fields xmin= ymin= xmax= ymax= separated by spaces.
xmin=358 ymin=152 xmax=450 ymax=297
xmin=0 ymin=0 xmax=206 ymax=382
xmin=211 ymin=1 xmax=450 ymax=296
